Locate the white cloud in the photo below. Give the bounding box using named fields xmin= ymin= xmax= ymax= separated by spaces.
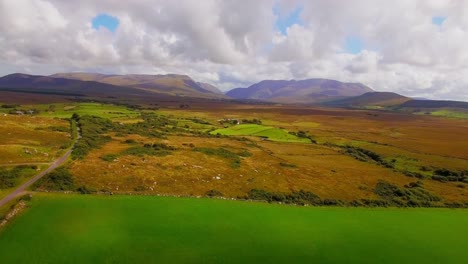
xmin=0 ymin=0 xmax=467 ymax=100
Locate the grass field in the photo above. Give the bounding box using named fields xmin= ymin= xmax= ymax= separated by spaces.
xmin=211 ymin=124 xmax=310 ymax=143
xmin=36 ymin=103 xmax=140 ymax=120
xmin=428 ymin=110 xmax=468 ymax=119
xmin=0 ymin=114 xmax=70 ymax=164
xmin=0 ymin=194 xmax=467 ymax=264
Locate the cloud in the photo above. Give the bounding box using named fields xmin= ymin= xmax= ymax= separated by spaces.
xmin=0 ymin=0 xmax=467 ymax=100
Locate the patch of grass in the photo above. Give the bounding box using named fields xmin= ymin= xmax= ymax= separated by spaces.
xmin=429 ymin=110 xmax=468 ymax=119
xmin=211 ymin=124 xmax=310 ymax=143
xmin=37 ymin=103 xmax=140 ymax=120
xmin=1 ymin=195 xmax=467 ymax=263
xmin=193 ymin=147 xmax=250 ymax=168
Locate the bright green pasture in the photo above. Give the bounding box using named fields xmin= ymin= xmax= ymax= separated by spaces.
xmin=429 ymin=110 xmax=468 ymax=119
xmin=0 ymin=194 xmax=467 ymax=264
xmin=211 ymin=124 xmax=310 ymax=143
xmin=36 ymin=103 xmax=140 ymax=120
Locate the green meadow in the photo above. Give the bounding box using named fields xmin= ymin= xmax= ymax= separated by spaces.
xmin=429 ymin=110 xmax=468 ymax=119
xmin=0 ymin=194 xmax=467 ymax=264
xmin=211 ymin=124 xmax=310 ymax=143
xmin=35 ymin=103 xmax=140 ymax=120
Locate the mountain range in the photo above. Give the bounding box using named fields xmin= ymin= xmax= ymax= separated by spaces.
xmin=1 ymin=72 xmax=467 ymax=111
xmin=227 ymin=79 xmax=373 ymax=103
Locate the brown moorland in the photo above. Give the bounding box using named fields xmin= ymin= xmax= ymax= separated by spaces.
xmin=66 ymin=103 xmax=467 ymax=204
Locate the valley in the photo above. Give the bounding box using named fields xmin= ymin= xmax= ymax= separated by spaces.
xmin=0 ymin=74 xmax=467 ymax=264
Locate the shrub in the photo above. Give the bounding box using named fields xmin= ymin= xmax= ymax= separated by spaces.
xmin=279 ymin=162 xmax=297 ymax=168
xmin=206 ymin=189 xmax=223 ymax=197
xmin=100 ymin=154 xmax=119 ymax=162
xmin=33 ymin=167 xmax=74 ymax=191
xmin=374 ymin=180 xmax=440 ymax=207
xmin=343 ymin=146 xmax=393 ymax=168
xmin=246 ymin=189 xmax=325 ymax=206
xmin=77 ymin=185 xmax=95 ymax=194
xmin=122 ymin=143 xmax=175 ymax=157
xmin=72 ymin=115 xmax=114 ymax=159
xmin=0 ymin=166 xmax=36 ymax=189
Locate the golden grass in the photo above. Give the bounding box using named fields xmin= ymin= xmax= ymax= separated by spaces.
xmin=0 ymin=115 xmax=70 ymax=164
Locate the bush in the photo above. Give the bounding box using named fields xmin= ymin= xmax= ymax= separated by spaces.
xmin=77 ymin=185 xmax=95 ymax=194
xmin=343 ymin=146 xmax=393 ymax=168
xmin=279 ymin=162 xmax=297 ymax=168
xmin=100 ymin=154 xmax=119 ymax=162
xmin=122 ymin=143 xmax=175 ymax=157
xmin=0 ymin=166 xmax=36 ymax=189
xmin=431 ymin=168 xmax=465 ymax=183
xmin=246 ymin=189 xmax=325 ymax=206
xmin=374 ymin=180 xmax=440 ymax=207
xmin=72 ymin=115 xmax=114 ymax=159
xmin=205 ymin=190 xmax=223 ymax=197
xmin=33 ymin=167 xmax=74 ymax=191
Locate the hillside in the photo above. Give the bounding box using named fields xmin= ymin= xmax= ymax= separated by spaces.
xmin=398 ymin=100 xmax=468 ymax=109
xmin=325 ymin=92 xmax=411 ymax=108
xmin=51 ymin=73 xmax=225 ymax=99
xmin=226 ymin=79 xmax=373 ymax=103
xmin=0 ymin=73 xmax=152 ymax=98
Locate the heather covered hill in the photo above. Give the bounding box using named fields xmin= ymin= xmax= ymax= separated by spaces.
xmin=325 ymin=92 xmax=411 ymax=108
xmin=0 ymin=73 xmax=152 ymax=97
xmin=226 ymin=79 xmax=373 ymax=103
xmin=51 ymin=73 xmax=225 ymax=99
xmin=398 ymin=99 xmax=468 ymax=109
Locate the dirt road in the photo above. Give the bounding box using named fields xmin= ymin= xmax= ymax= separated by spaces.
xmin=0 ymin=148 xmax=74 ymax=208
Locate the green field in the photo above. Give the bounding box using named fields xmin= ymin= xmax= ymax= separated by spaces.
xmin=35 ymin=103 xmax=140 ymax=120
xmin=429 ymin=110 xmax=468 ymax=119
xmin=211 ymin=124 xmax=310 ymax=143
xmin=0 ymin=194 xmax=467 ymax=264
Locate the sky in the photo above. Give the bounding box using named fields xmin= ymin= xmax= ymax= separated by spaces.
xmin=0 ymin=0 xmax=467 ymax=101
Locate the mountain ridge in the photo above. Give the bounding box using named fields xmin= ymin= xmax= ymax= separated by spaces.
xmin=50 ymin=72 xmax=225 ymax=99
xmin=226 ymin=78 xmax=373 ymax=103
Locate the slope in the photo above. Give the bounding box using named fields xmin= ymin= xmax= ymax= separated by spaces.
xmin=226 ymin=79 xmax=373 ymax=103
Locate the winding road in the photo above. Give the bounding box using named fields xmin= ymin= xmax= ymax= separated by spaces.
xmin=0 ymin=124 xmax=80 ymax=208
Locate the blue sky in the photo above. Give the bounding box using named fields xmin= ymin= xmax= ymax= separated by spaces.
xmin=92 ymin=14 xmax=119 ymax=32
xmin=432 ymin=16 xmax=447 ymax=26
xmin=345 ymin=36 xmax=364 ymax=54
xmin=274 ymin=6 xmax=303 ymax=35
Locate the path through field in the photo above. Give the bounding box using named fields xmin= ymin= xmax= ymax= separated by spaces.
xmin=0 ymin=124 xmax=80 ymax=207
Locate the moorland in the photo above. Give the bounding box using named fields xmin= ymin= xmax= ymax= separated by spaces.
xmin=0 ymin=72 xmax=467 ymax=263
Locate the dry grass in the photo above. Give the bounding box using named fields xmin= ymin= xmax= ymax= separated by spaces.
xmin=0 ymin=115 xmax=70 ymax=164
xmin=4 ymin=102 xmax=466 ymax=203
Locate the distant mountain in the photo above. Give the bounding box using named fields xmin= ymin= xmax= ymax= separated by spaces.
xmin=0 ymin=73 xmax=152 ymax=98
xmin=196 ymin=82 xmax=223 ymax=94
xmin=226 ymin=79 xmax=373 ymax=103
xmin=397 ymin=100 xmax=468 ymax=109
xmin=325 ymin=92 xmax=411 ymax=108
xmin=51 ymin=73 xmax=225 ymax=99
